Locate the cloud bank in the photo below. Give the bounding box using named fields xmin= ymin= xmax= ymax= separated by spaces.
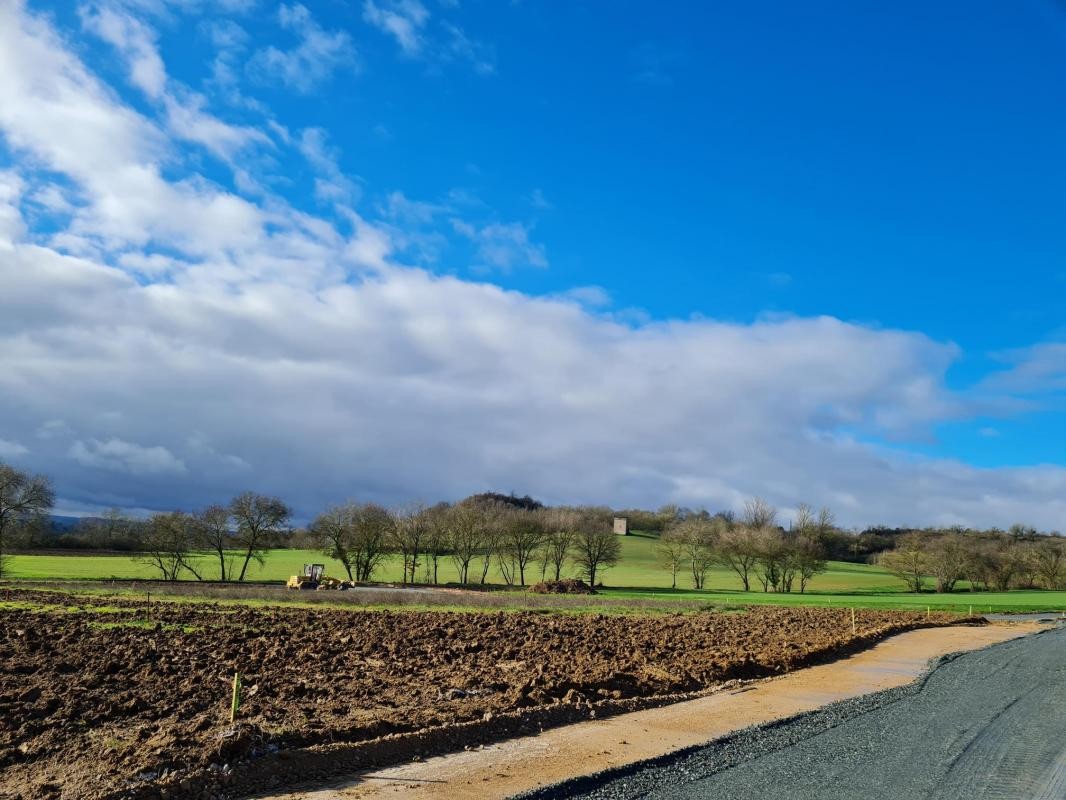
xmin=1 ymin=0 xmax=1064 ymax=529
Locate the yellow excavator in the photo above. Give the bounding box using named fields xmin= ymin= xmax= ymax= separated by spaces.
xmin=286 ymin=563 xmax=352 ymax=590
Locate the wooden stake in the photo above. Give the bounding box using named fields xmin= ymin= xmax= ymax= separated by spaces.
xmin=926 ymin=605 xmax=930 ymax=620
xmin=230 ymin=673 xmax=242 ymax=724
xmin=146 ymin=591 xmax=150 ymax=622
xmin=851 ymin=607 xmax=856 ymax=635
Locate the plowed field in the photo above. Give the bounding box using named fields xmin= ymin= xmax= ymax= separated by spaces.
xmin=0 ymin=589 xmax=971 ymax=800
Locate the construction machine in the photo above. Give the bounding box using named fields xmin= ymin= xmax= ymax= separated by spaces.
xmin=286 ymin=563 xmax=352 ymax=590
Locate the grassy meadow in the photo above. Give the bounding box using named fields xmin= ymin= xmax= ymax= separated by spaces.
xmin=7 ymin=531 xmax=1066 ymax=612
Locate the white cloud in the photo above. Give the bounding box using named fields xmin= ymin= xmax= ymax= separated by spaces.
xmin=70 ymin=438 xmax=187 ymax=475
xmin=983 ymin=342 xmax=1066 ymax=395
xmin=441 ymin=22 xmax=494 ymax=75
xmin=298 ymin=127 xmax=359 ymax=205
xmin=555 ymin=285 xmax=611 ymax=308
xmin=0 ymin=439 xmax=30 ymax=458
xmin=0 ymin=170 xmax=26 ymax=248
xmin=363 ymin=0 xmax=429 ymax=56
xmin=80 ymin=2 xmax=167 ymax=98
xmin=453 ymin=220 xmax=548 ymax=271
xmin=2 ymin=0 xmax=1066 ymax=531
xmin=80 ymin=3 xmax=270 ymax=160
xmin=250 ymin=4 xmax=356 ymax=93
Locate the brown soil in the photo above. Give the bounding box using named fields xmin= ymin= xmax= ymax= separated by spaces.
xmin=260 ymin=623 xmax=1037 ymax=800
xmin=0 ymin=588 xmax=974 ymax=800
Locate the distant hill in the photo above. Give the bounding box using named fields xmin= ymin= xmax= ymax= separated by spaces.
xmin=462 ymin=492 xmax=544 ymax=511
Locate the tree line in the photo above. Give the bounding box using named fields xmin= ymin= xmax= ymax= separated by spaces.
xmin=2 ymin=460 xmax=1063 ymax=592
xmin=878 ymin=526 xmax=1066 ymax=592
xmin=656 ymin=498 xmax=833 ymax=593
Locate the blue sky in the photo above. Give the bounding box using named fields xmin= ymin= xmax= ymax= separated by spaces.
xmin=1 ymin=0 xmax=1065 ymax=527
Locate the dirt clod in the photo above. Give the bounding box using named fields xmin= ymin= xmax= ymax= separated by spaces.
xmin=0 ymin=588 xmax=970 ymax=800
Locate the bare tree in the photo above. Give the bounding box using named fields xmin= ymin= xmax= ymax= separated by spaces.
xmin=742 ymin=497 xmax=777 ymax=529
xmin=571 ymin=510 xmax=621 ymax=588
xmin=311 ymin=502 xmax=393 ymax=582
xmin=753 ymin=527 xmax=788 ymax=592
xmin=1014 ymin=541 xmax=1040 ymax=589
xmin=714 ymin=525 xmax=759 ymax=591
xmin=927 ymin=533 xmax=966 ymax=593
xmin=1034 ymin=537 xmax=1066 ymax=590
xmin=794 ymin=503 xmax=816 ymax=532
xmin=657 ymin=528 xmax=687 ymax=589
xmin=0 ymin=462 xmax=54 ymax=579
xmin=498 ymin=508 xmax=545 ymax=586
xmin=76 ymin=507 xmax=139 ymax=550
xmin=230 ymin=492 xmax=292 ymax=582
xmin=137 ymin=512 xmax=202 ymax=581
xmin=793 ymin=534 xmax=827 ymax=593
xmin=446 ymin=503 xmax=484 ymax=584
xmin=478 ymin=506 xmax=506 ymax=584
xmin=195 ymin=504 xmax=234 ymax=581
xmin=421 ymin=503 xmax=450 ymax=584
xmin=987 ymin=540 xmax=1025 ymax=591
xmin=667 ymin=516 xmax=718 ymax=589
xmin=311 ymin=504 xmax=358 ymax=581
xmin=350 ymin=503 xmax=393 ymax=581
xmin=539 ymin=508 xmax=578 ymax=582
xmin=391 ymin=504 xmax=430 ymax=585
xmin=878 ymin=533 xmax=928 ymax=592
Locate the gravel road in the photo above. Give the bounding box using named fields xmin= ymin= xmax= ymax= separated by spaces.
xmin=522 ymin=625 xmax=1066 ymax=800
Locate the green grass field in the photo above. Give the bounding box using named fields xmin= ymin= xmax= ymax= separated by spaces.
xmin=7 ymin=531 xmax=1066 ymax=612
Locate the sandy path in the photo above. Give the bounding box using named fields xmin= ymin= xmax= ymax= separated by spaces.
xmin=253 ymin=623 xmax=1036 ymax=800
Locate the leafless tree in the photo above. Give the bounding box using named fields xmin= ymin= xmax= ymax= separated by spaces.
xmin=230 ymin=492 xmax=292 ymax=582
xmin=1034 ymin=537 xmax=1066 ymax=590
xmin=753 ymin=527 xmax=788 ymax=592
xmin=391 ymin=504 xmax=430 ymax=585
xmin=571 ymin=509 xmax=621 ymax=588
xmin=478 ymin=506 xmax=506 ymax=584
xmin=1014 ymin=541 xmax=1042 ymax=589
xmin=350 ymin=503 xmax=393 ymax=581
xmin=987 ymin=540 xmax=1025 ymax=591
xmin=539 ymin=508 xmax=579 ymax=581
xmin=137 ymin=511 xmax=202 ymax=581
xmin=656 ymin=528 xmax=687 ymax=589
xmin=792 ymin=534 xmax=827 ymax=593
xmin=498 ymin=508 xmax=545 ymax=586
xmin=0 ymin=462 xmax=54 ymax=579
xmin=421 ymin=503 xmax=450 ymax=584
xmin=311 ymin=502 xmax=393 ymax=582
xmin=714 ymin=525 xmax=759 ymax=591
xmin=878 ymin=533 xmax=928 ymax=592
xmin=311 ymin=504 xmax=358 ymax=580
xmin=927 ymin=533 xmax=966 ymax=593
xmin=195 ymin=504 xmax=234 ymax=581
xmin=667 ymin=516 xmax=718 ymax=589
xmin=794 ymin=503 xmax=816 ymax=532
xmin=75 ymin=507 xmax=138 ymax=550
xmin=446 ymin=502 xmax=484 ymax=584
xmin=742 ymin=497 xmax=777 ymax=529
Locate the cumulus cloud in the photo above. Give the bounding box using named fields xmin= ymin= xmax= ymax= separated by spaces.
xmin=1 ymin=0 xmax=1065 ymax=529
